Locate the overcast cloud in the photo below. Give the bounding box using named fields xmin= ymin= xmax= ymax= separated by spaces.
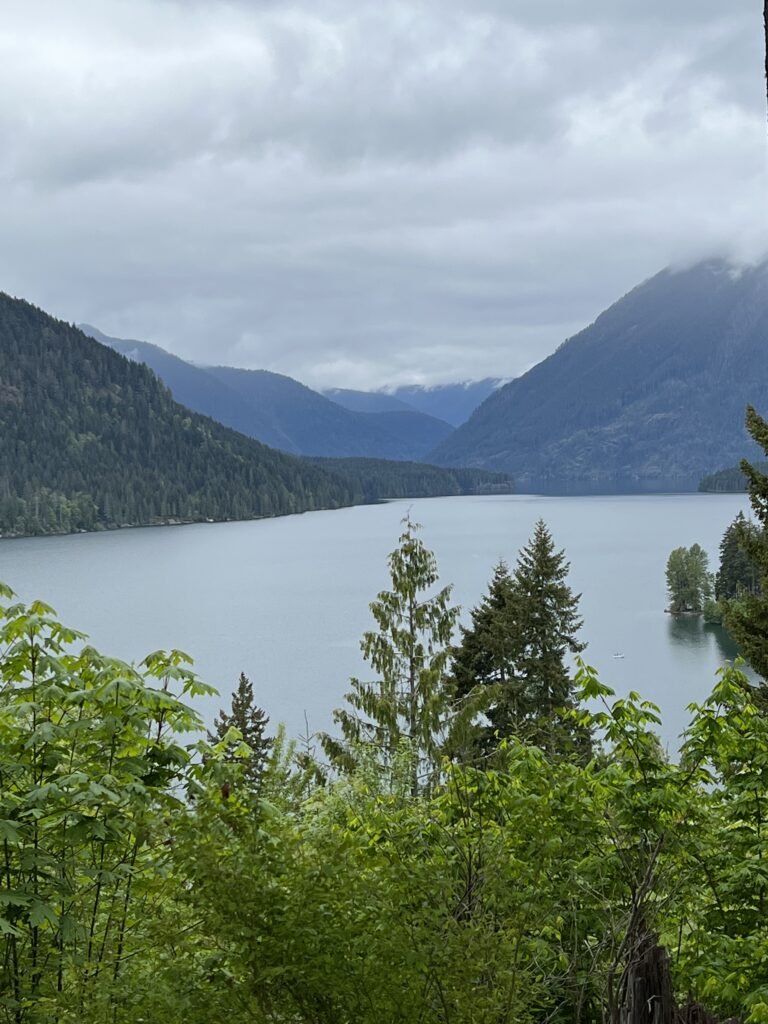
xmin=0 ymin=0 xmax=764 ymax=387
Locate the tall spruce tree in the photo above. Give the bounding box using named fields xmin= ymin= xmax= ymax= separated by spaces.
xmin=208 ymin=672 xmax=272 ymax=791
xmin=723 ymin=407 xmax=768 ymax=679
xmin=452 ymin=520 xmax=588 ymax=758
xmin=322 ymin=515 xmax=460 ymax=795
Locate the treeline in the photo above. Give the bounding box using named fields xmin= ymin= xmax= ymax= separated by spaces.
xmin=0 ymin=293 xmax=356 ymax=536
xmin=308 ymin=456 xmax=513 ymax=501
xmin=699 ymin=460 xmax=768 ymax=492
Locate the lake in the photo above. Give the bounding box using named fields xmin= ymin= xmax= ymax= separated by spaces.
xmin=0 ymin=493 xmax=752 ymax=749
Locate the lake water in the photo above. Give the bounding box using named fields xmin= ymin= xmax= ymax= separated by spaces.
xmin=0 ymin=493 xmax=752 ymax=749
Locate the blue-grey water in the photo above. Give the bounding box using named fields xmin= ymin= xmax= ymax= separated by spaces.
xmin=0 ymin=493 xmax=751 ymax=748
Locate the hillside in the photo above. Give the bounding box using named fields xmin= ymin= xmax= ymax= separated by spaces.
xmin=431 ymin=260 xmax=768 ymax=487
xmin=81 ymin=325 xmax=296 ymax=451
xmin=82 ymin=326 xmax=454 ymax=460
xmin=1 ymin=295 xmax=355 ymax=536
xmin=206 ymin=366 xmax=453 ymax=460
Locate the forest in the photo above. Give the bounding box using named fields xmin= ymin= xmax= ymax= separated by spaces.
xmin=0 ymin=293 xmax=360 ymax=536
xmin=0 ymin=406 xmax=767 ymax=1024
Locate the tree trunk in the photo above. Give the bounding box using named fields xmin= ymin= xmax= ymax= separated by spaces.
xmin=617 ymin=925 xmax=727 ymax=1024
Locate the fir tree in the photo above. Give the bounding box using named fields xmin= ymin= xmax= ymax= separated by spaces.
xmin=208 ymin=673 xmax=272 ymax=791
xmin=321 ymin=515 xmax=460 ymax=795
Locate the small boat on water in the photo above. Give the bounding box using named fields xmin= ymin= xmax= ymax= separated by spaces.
xmin=613 ymin=652 xmax=625 ymax=659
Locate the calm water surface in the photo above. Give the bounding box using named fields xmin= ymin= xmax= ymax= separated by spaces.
xmin=0 ymin=494 xmax=751 ymax=747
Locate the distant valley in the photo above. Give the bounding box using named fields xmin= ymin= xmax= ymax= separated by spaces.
xmin=0 ymin=295 xmax=511 ymax=538
xmin=82 ymin=327 xmax=488 ymax=461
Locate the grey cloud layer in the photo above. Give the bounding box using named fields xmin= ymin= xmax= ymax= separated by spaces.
xmin=0 ymin=0 xmax=763 ymax=387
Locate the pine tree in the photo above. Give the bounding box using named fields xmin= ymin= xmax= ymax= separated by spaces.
xmin=321 ymin=515 xmax=460 ymax=795
xmin=208 ymin=673 xmax=272 ymax=791
xmin=723 ymin=406 xmax=768 ymax=679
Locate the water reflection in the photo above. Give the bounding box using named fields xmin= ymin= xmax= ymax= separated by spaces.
xmin=667 ymin=615 xmax=745 ymax=666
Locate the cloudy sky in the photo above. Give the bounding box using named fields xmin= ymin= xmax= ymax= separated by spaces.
xmin=1 ymin=1 xmax=765 ymax=388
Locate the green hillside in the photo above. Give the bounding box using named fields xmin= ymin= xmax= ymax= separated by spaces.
xmin=0 ymin=294 xmax=355 ymax=536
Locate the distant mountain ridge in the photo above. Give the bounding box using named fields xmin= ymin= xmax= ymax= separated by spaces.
xmin=324 ymin=379 xmax=504 ymax=427
xmin=430 ymin=260 xmax=768 ymax=488
xmin=81 ymin=326 xmax=454 ymax=461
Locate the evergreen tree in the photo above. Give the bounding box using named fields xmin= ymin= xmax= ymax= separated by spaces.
xmin=506 ymin=520 xmax=587 ymax=755
xmin=452 ymin=520 xmax=588 ymax=758
xmin=452 ymin=560 xmax=517 ymax=698
xmin=723 ymin=406 xmax=768 ymax=679
xmin=208 ymin=673 xmax=272 ymax=791
xmin=715 ymin=511 xmax=761 ymax=600
xmin=322 ymin=515 xmax=460 ymax=795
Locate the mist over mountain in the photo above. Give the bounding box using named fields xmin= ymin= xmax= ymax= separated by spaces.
xmin=325 ymin=380 xmax=504 ymax=427
xmin=430 ymin=260 xmax=768 ymax=488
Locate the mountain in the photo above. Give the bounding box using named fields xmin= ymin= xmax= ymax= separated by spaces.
xmin=202 ymin=366 xmax=454 ymax=460
xmin=80 ymin=325 xmax=295 ymax=451
xmin=430 ymin=260 xmax=768 ymax=488
xmin=81 ymin=327 xmax=454 ymax=461
xmin=2 ymin=295 xmax=356 ymax=536
xmin=322 ymin=389 xmax=415 ymax=414
xmin=324 ymin=380 xmax=504 ymax=426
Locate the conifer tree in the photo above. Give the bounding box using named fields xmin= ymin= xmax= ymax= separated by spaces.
xmin=507 ymin=519 xmax=587 ymax=755
xmin=452 ymin=520 xmax=588 ymax=758
xmin=322 ymin=515 xmax=460 ymax=795
xmin=723 ymin=406 xmax=768 ymax=679
xmin=715 ymin=511 xmax=760 ymax=600
xmin=209 ymin=672 xmax=272 ymax=790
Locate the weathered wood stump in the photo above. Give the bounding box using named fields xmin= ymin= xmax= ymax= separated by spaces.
xmin=618 ymin=926 xmax=732 ymax=1024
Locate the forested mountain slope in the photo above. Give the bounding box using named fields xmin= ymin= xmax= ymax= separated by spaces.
xmin=81 ymin=325 xmax=295 ymax=451
xmin=207 ymin=365 xmax=453 ymax=460
xmin=1 ymin=295 xmax=355 ymax=535
xmin=431 ymin=260 xmax=768 ymax=486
